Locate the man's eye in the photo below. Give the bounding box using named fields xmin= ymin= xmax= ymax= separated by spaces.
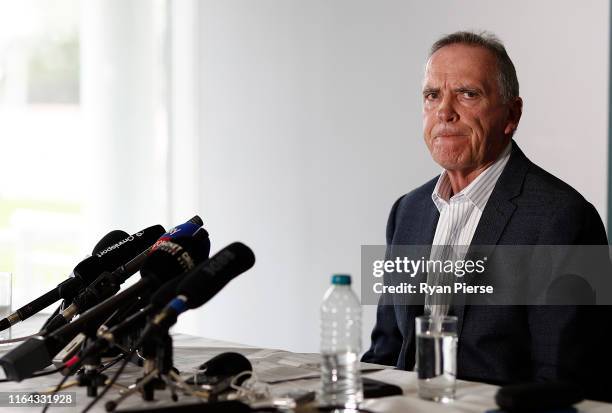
xmin=462 ymin=91 xmax=478 ymax=98
xmin=424 ymin=92 xmax=438 ymax=100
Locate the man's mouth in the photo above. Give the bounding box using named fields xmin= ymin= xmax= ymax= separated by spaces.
xmin=435 ymin=134 xmax=468 ymax=138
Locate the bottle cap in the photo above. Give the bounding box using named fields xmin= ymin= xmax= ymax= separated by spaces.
xmin=331 ymin=274 xmax=351 ymax=285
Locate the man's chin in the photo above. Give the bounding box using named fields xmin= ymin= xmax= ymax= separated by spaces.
xmin=436 ymin=162 xmax=465 ymax=172
xmin=431 ymin=152 xmax=468 ymax=171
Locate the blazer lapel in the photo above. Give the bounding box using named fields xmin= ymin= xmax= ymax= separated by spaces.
xmin=454 ymin=141 xmax=530 ymax=337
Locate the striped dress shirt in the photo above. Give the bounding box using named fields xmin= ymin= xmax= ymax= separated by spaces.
xmin=425 ymin=142 xmax=512 ymax=316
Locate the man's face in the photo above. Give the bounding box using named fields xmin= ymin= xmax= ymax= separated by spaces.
xmin=422 ymin=44 xmax=521 ymax=172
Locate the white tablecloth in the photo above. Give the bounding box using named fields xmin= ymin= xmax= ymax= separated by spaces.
xmin=0 ymin=318 xmax=611 ymax=412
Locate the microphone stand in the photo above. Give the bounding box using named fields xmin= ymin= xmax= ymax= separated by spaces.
xmin=40 ymin=301 xmax=65 ymax=331
xmin=105 ymin=330 xmax=186 ymax=412
xmin=141 ymin=332 xmax=175 ymax=401
xmin=76 ymin=340 xmax=108 ymax=398
xmin=61 ymin=299 xmax=149 ymax=399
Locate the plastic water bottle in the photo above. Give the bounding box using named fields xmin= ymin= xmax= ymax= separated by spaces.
xmin=320 ymin=274 xmax=363 ymax=407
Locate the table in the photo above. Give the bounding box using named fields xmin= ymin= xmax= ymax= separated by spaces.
xmin=0 ymin=316 xmax=611 ymax=412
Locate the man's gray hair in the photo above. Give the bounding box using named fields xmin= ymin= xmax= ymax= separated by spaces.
xmin=429 ymin=31 xmax=519 ymax=103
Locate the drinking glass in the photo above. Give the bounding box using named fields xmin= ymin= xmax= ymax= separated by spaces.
xmin=415 ymin=315 xmax=457 ymax=402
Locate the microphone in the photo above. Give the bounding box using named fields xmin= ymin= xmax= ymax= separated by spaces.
xmin=64 ymin=272 xmax=201 ymax=373
xmin=104 ymin=263 xmax=208 ymax=342
xmin=142 ymin=242 xmax=255 ymax=339
xmin=98 ymin=272 xmax=194 ymax=344
xmin=60 ymin=216 xmax=209 ymax=364
xmin=0 ymin=235 xmax=210 ymax=381
xmin=40 ymin=230 xmax=129 ymax=331
xmin=41 ymin=217 xmax=209 ymax=334
xmin=93 ymin=230 xmax=132 ymax=255
xmin=0 ymin=225 xmax=165 ymax=331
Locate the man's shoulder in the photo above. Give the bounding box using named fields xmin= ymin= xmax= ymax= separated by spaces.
xmin=498 ymin=143 xmax=593 ymax=210
xmin=504 ymin=148 xmax=607 ymax=244
xmin=521 ymin=159 xmax=591 ymax=207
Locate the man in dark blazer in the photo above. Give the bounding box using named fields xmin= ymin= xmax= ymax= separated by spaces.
xmin=362 ymin=31 xmax=611 ymax=400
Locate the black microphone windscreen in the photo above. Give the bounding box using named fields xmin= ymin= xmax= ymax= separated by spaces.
xmin=140 ymin=236 xmax=211 ymax=287
xmin=200 ymin=352 xmax=252 ymax=377
xmin=92 ymin=230 xmax=129 ymax=255
xmin=177 ymin=242 xmax=255 ymax=309
xmin=73 ymin=225 xmax=166 ymax=285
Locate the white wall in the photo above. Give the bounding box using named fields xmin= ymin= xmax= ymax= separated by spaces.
xmin=82 ymin=0 xmax=169 ymax=238
xmin=174 ymin=0 xmax=610 ymax=353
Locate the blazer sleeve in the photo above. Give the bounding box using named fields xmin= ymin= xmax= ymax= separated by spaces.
xmin=527 ymin=201 xmax=611 ymax=399
xmin=361 ymin=197 xmax=405 ymax=366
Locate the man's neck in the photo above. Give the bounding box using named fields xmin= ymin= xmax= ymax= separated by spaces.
xmin=445 ymin=163 xmax=495 ymax=195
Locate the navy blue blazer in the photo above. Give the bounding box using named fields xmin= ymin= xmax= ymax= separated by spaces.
xmin=362 ymin=142 xmax=611 ymax=400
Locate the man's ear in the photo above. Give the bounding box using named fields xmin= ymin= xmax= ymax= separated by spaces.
xmin=504 ymin=97 xmax=523 ymax=135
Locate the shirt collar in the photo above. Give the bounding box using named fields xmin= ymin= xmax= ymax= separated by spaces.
xmin=431 ymin=142 xmax=512 ymax=212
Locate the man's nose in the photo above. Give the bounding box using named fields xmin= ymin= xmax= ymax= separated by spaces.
xmin=436 ymin=96 xmax=458 ymax=122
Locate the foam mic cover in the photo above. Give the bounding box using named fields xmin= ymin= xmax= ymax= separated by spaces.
xmin=90 ymin=226 xmax=212 ymax=334
xmin=92 ymin=230 xmax=130 ymax=255
xmin=495 ymin=381 xmax=585 ymax=412
xmin=198 ymin=352 xmax=252 ymax=378
xmin=178 ymin=242 xmax=255 ymax=309
xmin=73 ymin=225 xmax=166 ymax=284
xmin=38 ymin=229 xmax=128 ymax=331
xmin=140 ymin=236 xmax=211 ymax=286
xmin=186 ymin=352 xmax=252 ymax=386
xmin=66 ymin=221 xmax=208 ymax=317
xmin=140 ymin=243 xmax=253 ymax=340
xmin=54 ymin=225 xmax=166 ymax=302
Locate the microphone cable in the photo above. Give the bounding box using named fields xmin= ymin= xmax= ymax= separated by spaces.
xmin=80 ymin=334 xmax=144 ymax=413
xmin=0 ymin=333 xmax=40 ymax=345
xmin=41 ymin=364 xmax=76 ymax=413
xmin=41 ymin=353 xmax=127 ymax=413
